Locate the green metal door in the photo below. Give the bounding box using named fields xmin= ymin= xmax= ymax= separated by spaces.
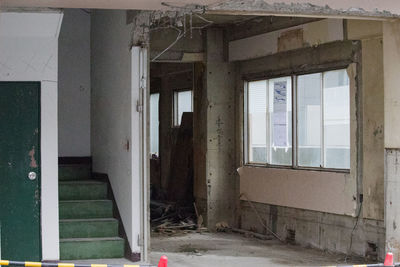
xmin=0 ymin=82 xmax=41 ymax=261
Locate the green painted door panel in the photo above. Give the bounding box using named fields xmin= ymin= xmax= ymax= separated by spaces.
xmin=0 ymin=82 xmax=41 ymax=261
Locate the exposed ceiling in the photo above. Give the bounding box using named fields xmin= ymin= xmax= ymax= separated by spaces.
xmin=1 ymin=0 xmax=400 ymax=19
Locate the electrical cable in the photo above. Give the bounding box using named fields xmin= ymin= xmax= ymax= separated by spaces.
xmin=150 ymin=11 xmax=213 ymax=62
xmin=240 ymin=193 xmax=284 ymax=242
xmin=345 ymin=200 xmax=363 ymax=262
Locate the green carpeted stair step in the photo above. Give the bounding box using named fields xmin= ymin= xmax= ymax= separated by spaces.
xmin=59 ymin=200 xmax=113 ymax=219
xmin=59 ymin=218 xmax=119 ymax=239
xmin=59 ymin=237 xmax=124 ymax=260
xmin=59 ymin=180 xmax=108 ymax=200
xmin=59 ymin=164 xmax=91 ymax=181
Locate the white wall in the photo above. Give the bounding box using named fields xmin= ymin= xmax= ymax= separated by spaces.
xmin=91 ymin=10 xmax=141 ymax=254
xmin=0 ymin=10 xmax=62 ymax=260
xmin=58 ymin=9 xmax=91 ymax=157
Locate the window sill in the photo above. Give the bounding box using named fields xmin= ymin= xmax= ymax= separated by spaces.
xmin=243 ymin=163 xmax=350 ymax=174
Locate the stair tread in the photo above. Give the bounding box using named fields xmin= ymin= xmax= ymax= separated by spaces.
xmin=59 ymin=163 xmax=91 ymax=166
xmin=60 ymin=180 xmax=105 ymax=185
xmin=60 ymin=218 xmax=117 ymax=222
xmin=60 ymin=199 xmax=111 ymax=203
xmin=60 ymin=237 xmax=123 ymax=242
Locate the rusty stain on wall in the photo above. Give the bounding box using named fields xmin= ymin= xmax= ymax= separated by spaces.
xmin=29 ymin=146 xmax=38 ymax=168
xmin=278 ymin=28 xmax=303 ymax=52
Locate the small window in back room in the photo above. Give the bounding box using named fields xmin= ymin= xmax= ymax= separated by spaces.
xmin=150 ymin=93 xmax=160 ymax=155
xmin=173 ymin=90 xmax=193 ymax=126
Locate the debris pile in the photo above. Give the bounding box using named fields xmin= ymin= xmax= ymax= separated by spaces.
xmin=151 ymin=201 xmax=206 ymax=234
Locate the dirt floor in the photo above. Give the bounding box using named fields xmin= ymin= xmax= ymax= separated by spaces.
xmin=149 ymin=232 xmax=367 ymax=267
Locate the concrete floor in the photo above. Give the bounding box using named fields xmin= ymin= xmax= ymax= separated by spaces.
xmin=72 ymin=232 xmax=369 ymax=267
xmin=149 ymin=232 xmax=366 ymax=267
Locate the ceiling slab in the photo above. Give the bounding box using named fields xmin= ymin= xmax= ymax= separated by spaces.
xmin=1 ymin=0 xmax=400 ymax=18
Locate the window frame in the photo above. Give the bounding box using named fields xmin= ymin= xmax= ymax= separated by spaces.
xmin=172 ymin=88 xmax=193 ymax=127
xmin=243 ymin=67 xmax=351 ymax=173
xmin=150 ymin=92 xmax=160 ymax=156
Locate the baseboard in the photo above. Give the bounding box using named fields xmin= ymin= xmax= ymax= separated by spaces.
xmin=92 ymin=172 xmax=141 ymax=262
xmin=58 ymin=157 xmax=92 ymax=165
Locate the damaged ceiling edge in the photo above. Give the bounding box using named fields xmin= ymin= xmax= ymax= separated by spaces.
xmin=206 ymin=1 xmax=400 ymax=19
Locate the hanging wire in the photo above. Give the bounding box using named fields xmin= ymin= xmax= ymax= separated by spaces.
xmin=149 ymin=4 xmax=213 ymax=62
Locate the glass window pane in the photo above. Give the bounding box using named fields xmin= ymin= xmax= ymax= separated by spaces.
xmin=269 ymin=76 xmax=292 ymax=165
xmin=176 ymin=90 xmax=192 ymax=126
xmin=323 ymin=69 xmax=350 ymax=169
xmin=248 ymin=80 xmax=267 ymax=163
xmin=150 ymin=93 xmax=159 ymax=155
xmin=297 ymin=73 xmax=321 ymax=167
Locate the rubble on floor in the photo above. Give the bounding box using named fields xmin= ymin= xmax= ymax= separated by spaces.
xmin=151 ymin=200 xmax=276 ymax=241
xmin=150 ymin=200 xmax=206 ymax=234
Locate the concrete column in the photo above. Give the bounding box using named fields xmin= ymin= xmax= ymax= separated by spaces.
xmin=383 ymin=19 xmax=400 ymax=261
xmin=205 ymin=28 xmax=236 ymax=229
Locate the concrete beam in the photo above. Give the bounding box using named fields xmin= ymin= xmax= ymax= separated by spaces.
xmin=227 ymin=16 xmax=320 ymax=41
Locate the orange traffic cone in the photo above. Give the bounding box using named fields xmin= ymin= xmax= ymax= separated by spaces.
xmin=158 ymin=255 xmax=168 ymax=267
xmin=384 ymin=252 xmax=394 ymax=266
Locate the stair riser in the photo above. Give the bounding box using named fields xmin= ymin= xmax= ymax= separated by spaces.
xmin=59 ymin=184 xmax=107 ymax=201
xmin=60 ymin=239 xmax=124 ymax=260
xmin=60 ymin=220 xmax=119 ymax=239
xmin=59 ymin=165 xmax=91 ymax=181
xmin=59 ymin=201 xmax=113 ymax=219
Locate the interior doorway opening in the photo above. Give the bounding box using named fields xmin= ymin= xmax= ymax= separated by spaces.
xmin=149 ymin=63 xmax=197 ymax=233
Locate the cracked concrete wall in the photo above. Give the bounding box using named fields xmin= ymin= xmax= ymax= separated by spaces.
xmin=347 ymin=20 xmax=385 ymax=222
xmin=383 ymin=20 xmax=400 ymax=261
xmin=240 ymin=201 xmax=385 ymax=259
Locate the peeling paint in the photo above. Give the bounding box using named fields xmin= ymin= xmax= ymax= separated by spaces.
xmin=29 ymin=146 xmax=38 ymax=168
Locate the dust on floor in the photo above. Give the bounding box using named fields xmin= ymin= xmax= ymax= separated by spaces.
xmin=150 ymin=232 xmax=367 ymax=267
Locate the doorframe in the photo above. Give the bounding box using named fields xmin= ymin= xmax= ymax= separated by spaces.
xmin=131 ymin=46 xmax=149 ymax=263
xmin=139 ymin=47 xmax=150 ymax=263
xmin=39 ymin=80 xmax=59 ymax=261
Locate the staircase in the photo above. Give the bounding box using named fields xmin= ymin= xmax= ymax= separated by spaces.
xmin=59 ymin=164 xmax=125 ymax=260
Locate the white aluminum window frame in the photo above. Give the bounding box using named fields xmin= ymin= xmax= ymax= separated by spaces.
xmin=244 ymin=69 xmax=350 ymax=172
xmin=150 ymin=92 xmax=160 ymax=156
xmin=245 ymin=76 xmax=293 ymax=166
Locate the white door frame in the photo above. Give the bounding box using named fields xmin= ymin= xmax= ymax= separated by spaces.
xmin=131 ymin=46 xmax=149 ymax=263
